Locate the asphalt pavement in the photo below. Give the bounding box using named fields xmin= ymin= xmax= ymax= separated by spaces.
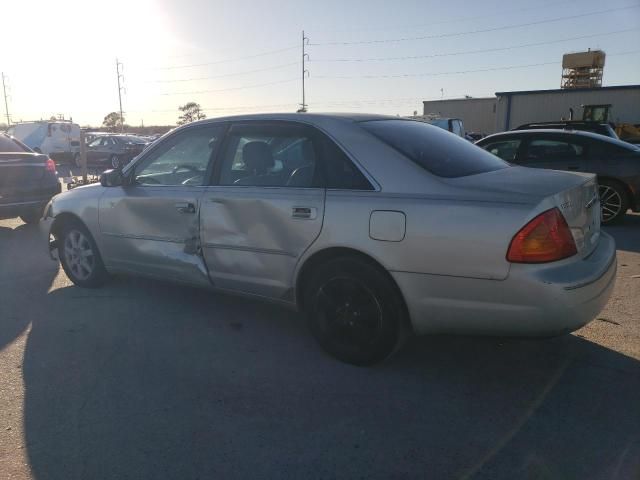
xmin=1 ymin=213 xmax=639 ymax=480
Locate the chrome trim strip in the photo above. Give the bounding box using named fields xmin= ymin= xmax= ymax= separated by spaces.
xmin=102 ymin=232 xmax=185 ymax=243
xmin=0 ymin=200 xmax=44 ymax=207
xmin=202 ymin=242 xmax=295 ymax=257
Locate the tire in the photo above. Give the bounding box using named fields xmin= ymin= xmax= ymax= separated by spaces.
xmin=19 ymin=208 xmax=42 ymax=224
xmin=57 ymin=220 xmax=108 ymax=288
xmin=110 ymin=155 xmax=121 ymax=169
xmin=599 ymin=180 xmax=629 ymax=225
xmin=303 ymin=257 xmax=408 ymax=366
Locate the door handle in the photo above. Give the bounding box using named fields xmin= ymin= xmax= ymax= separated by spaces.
xmin=292 ymin=206 xmax=316 ymax=219
xmin=175 ymin=202 xmax=196 ymax=214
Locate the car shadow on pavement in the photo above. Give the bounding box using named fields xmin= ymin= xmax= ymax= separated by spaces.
xmin=0 ymin=223 xmax=58 ymax=350
xmin=604 ymin=213 xmax=640 ymax=254
xmin=21 ymin=276 xmax=640 ymax=480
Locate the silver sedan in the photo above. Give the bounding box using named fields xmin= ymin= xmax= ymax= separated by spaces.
xmin=43 ymin=113 xmax=616 ymax=365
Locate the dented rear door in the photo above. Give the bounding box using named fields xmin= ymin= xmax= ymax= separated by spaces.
xmin=199 ymin=121 xmax=325 ymax=300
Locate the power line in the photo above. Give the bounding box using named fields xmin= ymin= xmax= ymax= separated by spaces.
xmin=150 ymin=62 xmax=299 ymax=83
xmin=310 ymin=0 xmax=583 ymax=33
xmin=152 ymin=45 xmax=298 ymax=70
xmin=311 ymin=28 xmax=639 ymax=63
xmin=314 ymin=51 xmax=640 ymax=79
xmin=309 ymin=5 xmax=640 ymax=46
xmin=160 ymin=78 xmax=298 ymax=96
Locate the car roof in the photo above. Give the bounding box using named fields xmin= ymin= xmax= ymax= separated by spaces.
xmin=480 ymin=129 xmax=640 ymax=150
xmin=192 ymin=112 xmax=401 ymax=125
xmin=517 ymin=121 xmax=608 ymax=126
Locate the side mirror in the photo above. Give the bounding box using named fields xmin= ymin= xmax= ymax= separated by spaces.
xmin=100 ymin=169 xmax=124 ymax=187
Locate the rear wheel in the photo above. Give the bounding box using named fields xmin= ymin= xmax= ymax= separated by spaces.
xmin=58 ymin=221 xmax=108 ymax=288
xmin=599 ymin=180 xmax=628 ymax=225
xmin=303 ymin=257 xmax=407 ymax=366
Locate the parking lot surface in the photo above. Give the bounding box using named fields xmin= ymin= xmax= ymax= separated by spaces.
xmin=1 ymin=213 xmax=639 ymax=479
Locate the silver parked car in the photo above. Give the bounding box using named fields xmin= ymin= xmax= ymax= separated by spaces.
xmin=42 ymin=114 xmax=616 ymax=365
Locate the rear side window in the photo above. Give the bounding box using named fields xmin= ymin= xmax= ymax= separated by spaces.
xmin=0 ymin=135 xmax=28 ymax=153
xmin=482 ymin=139 xmax=521 ymax=162
xmin=321 ymin=139 xmax=373 ymax=190
xmin=360 ymin=120 xmax=508 ymax=178
xmin=525 ymin=139 xmax=584 ymax=162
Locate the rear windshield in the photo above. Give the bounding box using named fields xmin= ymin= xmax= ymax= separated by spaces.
xmin=0 ymin=134 xmax=28 ymax=153
xmin=360 ymin=120 xmax=508 ymax=178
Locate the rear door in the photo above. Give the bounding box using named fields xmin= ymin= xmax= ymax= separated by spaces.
xmin=520 ymin=134 xmax=587 ymax=172
xmin=199 ymin=122 xmax=325 ymax=299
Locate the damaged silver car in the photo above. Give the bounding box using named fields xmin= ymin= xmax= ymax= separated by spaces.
xmin=43 ymin=113 xmax=616 ymax=365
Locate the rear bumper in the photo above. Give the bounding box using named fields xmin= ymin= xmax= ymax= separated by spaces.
xmin=0 ymin=182 xmax=61 ymax=220
xmin=393 ymin=232 xmax=617 ymax=336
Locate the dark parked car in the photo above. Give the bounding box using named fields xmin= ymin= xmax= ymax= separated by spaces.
xmin=513 ymin=121 xmax=618 ymax=139
xmin=82 ymin=135 xmax=149 ymax=169
xmin=477 ymin=129 xmax=640 ymax=224
xmin=0 ymin=133 xmax=61 ymax=224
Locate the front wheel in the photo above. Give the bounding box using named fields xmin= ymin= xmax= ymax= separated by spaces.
xmin=599 ymin=180 xmax=628 ymax=225
xmin=58 ymin=221 xmax=108 ymax=288
xmin=303 ymin=257 xmax=408 ymax=366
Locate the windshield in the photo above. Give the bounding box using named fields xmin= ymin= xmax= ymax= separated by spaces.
xmin=360 ymin=119 xmax=509 ymax=177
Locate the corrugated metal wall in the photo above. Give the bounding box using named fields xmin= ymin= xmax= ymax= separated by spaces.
xmin=422 ymin=87 xmax=640 ymax=135
xmin=422 ymin=98 xmax=496 ymax=134
xmin=497 ymin=88 xmax=640 ymax=131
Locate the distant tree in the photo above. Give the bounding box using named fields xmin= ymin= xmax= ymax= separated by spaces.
xmin=177 ymin=102 xmax=206 ymax=125
xmin=102 ymin=112 xmax=124 ymax=132
xmin=49 ymin=116 xmax=57 ymax=121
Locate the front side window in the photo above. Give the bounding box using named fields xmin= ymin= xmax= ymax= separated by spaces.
xmin=525 ymin=139 xmax=584 ymax=162
xmin=88 ymin=138 xmax=102 ymax=148
xmin=360 ymin=119 xmax=508 ymax=178
xmin=133 ymin=125 xmax=222 ymax=186
xmin=219 ymin=126 xmax=318 ymax=187
xmin=482 ymin=139 xmax=522 ymax=162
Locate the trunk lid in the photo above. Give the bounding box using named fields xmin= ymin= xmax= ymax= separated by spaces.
xmin=445 ymin=166 xmax=601 ymax=257
xmin=0 ymin=152 xmax=50 ymax=202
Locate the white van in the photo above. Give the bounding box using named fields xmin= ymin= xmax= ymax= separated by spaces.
xmin=7 ymin=121 xmax=81 ymax=164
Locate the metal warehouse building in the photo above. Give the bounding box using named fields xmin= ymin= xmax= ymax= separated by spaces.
xmin=422 ymin=85 xmax=640 ymax=135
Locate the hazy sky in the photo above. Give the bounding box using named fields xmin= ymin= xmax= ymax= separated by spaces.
xmin=1 ymin=0 xmax=639 ymax=126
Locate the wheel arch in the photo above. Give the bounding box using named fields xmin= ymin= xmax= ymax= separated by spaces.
xmin=50 ymin=212 xmax=89 ymax=238
xmin=294 ymin=246 xmax=412 ymax=332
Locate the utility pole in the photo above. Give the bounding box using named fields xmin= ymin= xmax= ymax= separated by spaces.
xmin=2 ymin=72 xmax=10 ymax=126
xmin=299 ymin=31 xmax=309 ymax=113
xmin=116 ymin=59 xmax=125 ymax=132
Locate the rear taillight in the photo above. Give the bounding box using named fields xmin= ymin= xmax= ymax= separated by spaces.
xmin=507 ymin=208 xmax=577 ymax=263
xmin=45 ymin=158 xmax=56 ymax=173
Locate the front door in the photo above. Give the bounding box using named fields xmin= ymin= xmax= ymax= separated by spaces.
xmin=200 ymin=122 xmax=325 ymax=299
xmin=98 ymin=123 xmax=224 ymax=286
